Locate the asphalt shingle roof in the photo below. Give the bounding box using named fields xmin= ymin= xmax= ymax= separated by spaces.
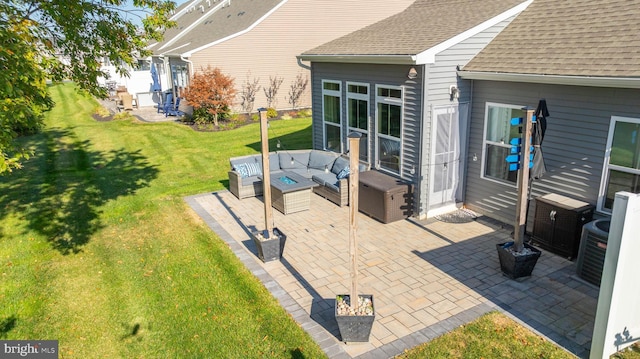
xmin=462 ymin=0 xmax=640 ymax=77
xmin=152 ymin=0 xmax=282 ymax=55
xmin=301 ymin=0 xmax=524 ymax=56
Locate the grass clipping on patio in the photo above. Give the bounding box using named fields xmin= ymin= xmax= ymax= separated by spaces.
xmin=396 ymin=311 xmax=576 ymax=359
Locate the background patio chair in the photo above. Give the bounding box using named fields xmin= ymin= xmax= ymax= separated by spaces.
xmin=158 ymin=93 xmax=173 ymax=114
xmin=118 ymin=93 xmax=134 ymax=112
xmin=165 ymin=97 xmax=184 ymax=117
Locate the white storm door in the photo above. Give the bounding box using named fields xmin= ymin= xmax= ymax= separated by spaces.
xmin=429 ymin=105 xmax=460 ymax=209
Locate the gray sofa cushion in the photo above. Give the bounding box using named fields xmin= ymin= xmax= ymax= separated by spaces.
xmin=256 ymin=153 xmax=280 ymax=170
xmin=230 ymin=155 xmax=259 ymax=169
xmin=324 ymin=181 xmax=340 ymax=192
xmin=308 ymin=150 xmax=337 ymax=171
xmin=306 ymin=168 xmax=326 ymax=178
xmin=241 ymin=176 xmax=260 ymax=186
xmin=287 ymin=168 xmax=312 ymax=179
xmin=331 ymin=156 xmax=350 ymax=175
xmin=279 ymin=152 xmax=310 ymax=170
xmin=312 ymin=172 xmax=340 ymax=187
xmin=230 ymin=155 xmax=263 ymax=178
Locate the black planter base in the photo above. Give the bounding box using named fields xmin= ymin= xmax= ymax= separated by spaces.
xmin=496 ymin=242 xmax=541 ymax=279
xmin=252 ymin=228 xmax=286 ymax=262
xmin=335 ymin=294 xmax=375 ymax=343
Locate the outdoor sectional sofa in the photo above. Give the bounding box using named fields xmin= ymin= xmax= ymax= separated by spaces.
xmin=228 ymin=149 xmax=368 ymax=207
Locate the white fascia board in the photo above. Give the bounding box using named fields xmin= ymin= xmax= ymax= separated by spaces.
xmin=170 ymin=0 xmax=201 ymax=21
xmin=457 ymin=70 xmax=640 ymax=89
xmin=414 ymin=0 xmax=533 ymax=65
xmin=159 ymin=42 xmax=193 ymax=57
xmin=296 ymin=54 xmax=416 ymax=65
xmin=183 ymin=0 xmax=288 ymax=57
xmin=160 ymin=0 xmax=233 ymax=51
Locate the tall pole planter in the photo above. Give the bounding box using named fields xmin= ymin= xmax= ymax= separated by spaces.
xmin=335 ymin=132 xmax=375 ymax=343
xmin=497 ymin=107 xmax=541 ymax=279
xmin=251 ymin=108 xmax=286 ymax=263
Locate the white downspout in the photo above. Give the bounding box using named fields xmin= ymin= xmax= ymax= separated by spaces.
xmin=180 ymin=55 xmax=194 ymax=88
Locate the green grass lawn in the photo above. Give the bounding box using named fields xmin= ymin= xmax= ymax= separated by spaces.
xmin=2 ymin=83 xmax=635 ymax=358
xmin=396 ymin=311 xmax=575 ymax=359
xmin=0 ymin=83 xmax=323 ymax=358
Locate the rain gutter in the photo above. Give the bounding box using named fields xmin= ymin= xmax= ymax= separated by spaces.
xmin=457 ymin=71 xmax=640 ymax=89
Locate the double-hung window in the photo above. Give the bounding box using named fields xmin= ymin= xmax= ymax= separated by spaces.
xmin=376 ymin=85 xmax=403 ymax=173
xmin=347 ymin=82 xmax=369 ymax=161
xmin=482 ymin=103 xmax=523 ymax=184
xmin=598 ymin=116 xmax=640 ymax=212
xmin=322 ymin=80 xmax=342 ymax=152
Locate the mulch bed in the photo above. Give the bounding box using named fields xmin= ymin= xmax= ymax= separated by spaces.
xmin=91 ymin=107 xmax=307 ymax=132
xmin=92 ymin=113 xmax=114 ymax=122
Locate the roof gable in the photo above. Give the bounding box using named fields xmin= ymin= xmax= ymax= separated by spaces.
xmin=462 ymin=0 xmax=640 ymax=78
xmin=300 ymin=0 xmax=527 ymax=62
xmin=152 ymin=0 xmax=283 ymax=55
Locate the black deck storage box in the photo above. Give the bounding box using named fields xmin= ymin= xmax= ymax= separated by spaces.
xmin=531 ymin=193 xmax=594 ymax=260
xmin=358 ymin=171 xmax=413 ymax=223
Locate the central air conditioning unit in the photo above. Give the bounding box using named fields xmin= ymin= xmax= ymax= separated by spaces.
xmin=576 ymin=219 xmax=610 ymax=286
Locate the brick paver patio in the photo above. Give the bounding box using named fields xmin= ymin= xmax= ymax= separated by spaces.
xmin=186 ymin=190 xmax=598 ymax=358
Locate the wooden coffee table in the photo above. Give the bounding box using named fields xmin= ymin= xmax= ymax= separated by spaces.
xmin=263 ymin=171 xmax=318 ymax=214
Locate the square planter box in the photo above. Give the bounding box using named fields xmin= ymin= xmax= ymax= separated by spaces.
xmin=252 ymin=228 xmax=286 ymax=262
xmin=496 ymin=242 xmax=541 ymax=279
xmin=335 ymin=294 xmax=375 ymax=343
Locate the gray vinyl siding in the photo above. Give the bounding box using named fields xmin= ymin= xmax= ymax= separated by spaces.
xmin=309 ymin=62 xmax=423 ymax=177
xmin=465 ymin=80 xmax=640 ymax=226
xmin=418 ymin=17 xmax=516 ymax=215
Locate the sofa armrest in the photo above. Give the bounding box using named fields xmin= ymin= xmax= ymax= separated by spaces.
xmin=228 ymin=170 xmax=264 ymax=199
xmin=337 ymin=177 xmax=348 ymax=192
xmin=228 ymin=169 xmax=241 ymax=186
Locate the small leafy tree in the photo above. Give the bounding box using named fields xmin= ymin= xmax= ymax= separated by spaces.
xmin=287 ymin=74 xmax=309 ymax=110
xmin=239 ymin=73 xmax=260 ymax=114
xmin=263 ymin=75 xmax=283 ymax=109
xmin=0 ymin=19 xmax=53 ymax=172
xmin=183 ymin=66 xmax=236 ymax=126
xmin=0 ymin=0 xmax=175 ymax=173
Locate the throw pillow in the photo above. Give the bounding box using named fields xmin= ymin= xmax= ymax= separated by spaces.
xmin=245 ymin=162 xmax=262 ymax=177
xmin=233 ymin=163 xmax=249 ymax=178
xmin=337 ymin=166 xmax=350 ymax=180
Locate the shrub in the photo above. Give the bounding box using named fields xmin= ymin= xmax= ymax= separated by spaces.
xmin=182 ymin=66 xmax=236 ymax=126
xmin=287 ymin=73 xmax=308 ymax=110
xmin=266 ymin=107 xmax=278 ymax=118
xmin=113 ymin=112 xmax=133 ymax=121
xmin=239 ymin=73 xmax=260 ymax=114
xmin=263 ymin=76 xmax=283 ymax=108
xmin=280 ymin=114 xmax=292 ymax=120
xmin=94 ymin=106 xmax=110 ymax=117
xmin=191 ymin=107 xmax=210 ymax=123
xmin=297 ymin=108 xmax=312 ymax=118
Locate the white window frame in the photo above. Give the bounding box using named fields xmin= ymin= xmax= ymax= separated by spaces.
xmin=346 ymin=81 xmax=370 ymax=162
xmin=321 ymin=80 xmax=342 ymax=153
xmin=597 ymin=115 xmax=640 ymax=213
xmin=481 ymin=102 xmax=524 ymax=187
xmin=374 ymin=84 xmax=404 ymax=175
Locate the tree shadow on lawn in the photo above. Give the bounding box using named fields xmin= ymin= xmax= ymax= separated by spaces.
xmin=0 ymin=128 xmax=159 ymax=254
xmin=0 ymin=315 xmax=17 ymax=339
xmin=245 ymin=124 xmax=312 ymax=153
